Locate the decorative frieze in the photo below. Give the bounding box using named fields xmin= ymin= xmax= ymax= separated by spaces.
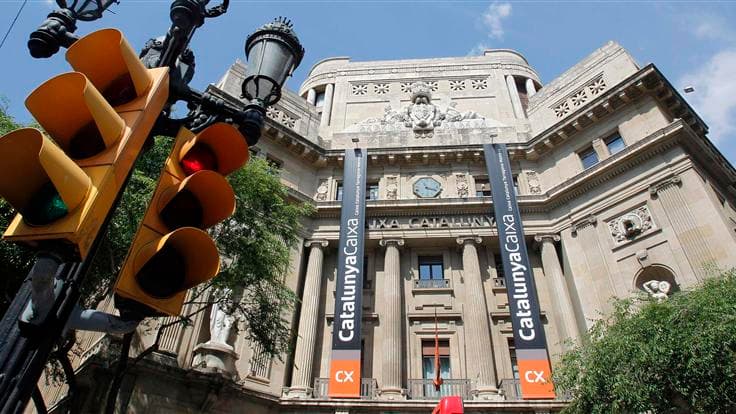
xmin=607 ymin=205 xmax=655 ymax=244
xmin=471 ymin=78 xmax=488 ymax=90
xmin=449 ymin=80 xmax=465 ymax=91
xmin=551 ymin=73 xmax=607 ymax=118
xmin=266 ymin=106 xmax=299 ymax=130
xmin=352 ymin=83 xmax=368 ymax=96
xmin=374 ymin=83 xmax=390 ymax=95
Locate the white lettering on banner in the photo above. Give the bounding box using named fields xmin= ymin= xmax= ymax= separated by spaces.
xmin=338 ymin=218 xmax=360 ymax=343
xmin=502 ymin=212 xmax=537 ymax=342
xmin=335 ymin=370 xmax=355 ymax=383
xmin=524 ymin=370 xmax=547 ymax=384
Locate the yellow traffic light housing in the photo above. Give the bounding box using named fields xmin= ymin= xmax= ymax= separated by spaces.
xmin=0 ymin=28 xmax=169 ymax=259
xmin=114 ymin=123 xmax=249 ymax=316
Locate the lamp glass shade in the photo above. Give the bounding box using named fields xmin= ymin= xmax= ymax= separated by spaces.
xmin=62 ymin=0 xmax=117 ymax=21
xmin=242 ymin=38 xmax=296 ymax=106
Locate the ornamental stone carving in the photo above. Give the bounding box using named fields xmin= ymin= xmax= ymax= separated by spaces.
xmin=525 ymin=171 xmax=542 ymax=195
xmin=385 ymin=176 xmax=399 ymax=200
xmin=315 ymin=180 xmax=329 ymax=201
xmin=608 ymin=206 xmax=655 ymax=243
xmin=456 ymin=173 xmax=469 ymax=198
xmin=349 ymin=81 xmax=500 ymax=138
xmin=642 ymin=279 xmax=671 ymax=301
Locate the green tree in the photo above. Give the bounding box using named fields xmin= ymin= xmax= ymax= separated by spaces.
xmin=554 ymin=270 xmax=736 ymax=414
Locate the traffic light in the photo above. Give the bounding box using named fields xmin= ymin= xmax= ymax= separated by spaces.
xmin=114 ymin=123 xmax=249 ymax=316
xmin=0 ymin=28 xmax=169 ymax=260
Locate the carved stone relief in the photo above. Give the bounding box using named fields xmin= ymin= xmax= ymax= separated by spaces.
xmin=348 ymin=81 xmax=500 ymax=138
xmin=551 ymin=73 xmax=607 ymax=118
xmin=266 ymin=106 xmax=299 ymax=130
xmin=525 ymin=171 xmax=542 ymax=195
xmin=315 ymin=180 xmax=329 ymax=201
xmin=608 ymin=205 xmax=655 ymax=244
xmin=385 ymin=176 xmax=399 ymax=200
xmin=455 ymin=173 xmax=469 ymax=198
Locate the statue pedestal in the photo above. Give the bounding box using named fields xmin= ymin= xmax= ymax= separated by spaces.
xmin=192 ymin=341 xmax=238 ymax=378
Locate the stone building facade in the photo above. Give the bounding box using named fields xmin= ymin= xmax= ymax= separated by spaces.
xmin=38 ymin=41 xmax=736 ymax=413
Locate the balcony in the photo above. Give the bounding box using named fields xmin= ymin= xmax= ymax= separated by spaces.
xmin=499 ymin=378 xmax=572 ymax=401
xmin=312 ymin=378 xmax=378 ymax=399
xmin=407 ymin=379 xmax=471 ymax=400
xmin=413 ymin=278 xmax=451 ymax=289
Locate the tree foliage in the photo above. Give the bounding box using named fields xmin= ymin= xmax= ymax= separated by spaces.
xmin=0 ymin=101 xmax=313 ymax=358
xmin=554 ymin=270 xmax=736 ymax=414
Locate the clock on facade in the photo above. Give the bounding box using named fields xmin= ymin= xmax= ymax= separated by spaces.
xmin=413 ymin=177 xmax=442 ymax=198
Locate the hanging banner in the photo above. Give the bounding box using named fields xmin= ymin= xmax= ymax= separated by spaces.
xmin=328 ymin=148 xmax=367 ymax=398
xmin=484 ymin=143 xmax=556 ymax=399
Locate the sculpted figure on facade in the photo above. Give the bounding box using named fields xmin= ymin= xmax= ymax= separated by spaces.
xmin=642 ymin=280 xmax=671 ymax=301
xmin=456 ymin=173 xmax=469 ymax=198
xmin=385 ymin=176 xmax=399 ymax=200
xmin=208 ymin=294 xmax=235 ymax=350
xmin=405 ymin=82 xmax=443 ymax=138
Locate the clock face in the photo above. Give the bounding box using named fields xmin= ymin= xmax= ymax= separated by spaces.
xmin=413 ymin=177 xmax=442 ymax=198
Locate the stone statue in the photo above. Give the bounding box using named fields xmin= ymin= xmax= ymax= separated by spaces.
xmin=405 ymin=82 xmax=443 ymax=138
xmin=445 ymin=102 xmax=463 ymax=122
xmin=383 ymin=104 xmax=406 ymax=124
xmin=642 ymin=280 xmax=671 ymax=301
xmin=208 ymin=298 xmax=235 ymax=349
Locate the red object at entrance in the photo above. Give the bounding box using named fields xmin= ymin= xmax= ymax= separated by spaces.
xmin=431 ymin=396 xmax=463 ymax=414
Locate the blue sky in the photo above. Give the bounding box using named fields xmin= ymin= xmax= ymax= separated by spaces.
xmin=1 ymin=1 xmax=735 ymax=162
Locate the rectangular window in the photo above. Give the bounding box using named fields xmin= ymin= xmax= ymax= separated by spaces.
xmin=315 ymin=91 xmax=326 ymax=108
xmin=249 ymin=342 xmax=272 ymax=379
xmin=494 ymin=254 xmax=506 ymax=280
xmin=475 ymin=178 xmax=491 ymax=197
xmin=579 ymin=147 xmax=599 ymax=169
xmin=422 ymin=340 xmax=451 ymax=397
xmin=418 ymin=256 xmax=444 ymax=280
xmin=508 ymin=339 xmax=521 ymax=397
xmin=335 ymin=182 xmax=343 ymax=201
xmin=605 ymin=133 xmax=626 ymax=155
xmin=366 ymin=182 xmax=379 ymax=200
xmin=513 ymin=174 xmax=519 ymax=196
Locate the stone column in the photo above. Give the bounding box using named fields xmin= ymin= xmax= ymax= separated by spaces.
xmin=306 ymin=88 xmax=316 ymax=105
xmin=319 ymin=83 xmax=334 ymax=128
xmin=506 ymin=75 xmax=525 ymax=119
xmin=650 ymin=176 xmax=714 ymax=280
xmin=456 ymin=237 xmax=499 ymax=399
xmin=288 ymin=239 xmax=329 ymax=398
xmin=378 ymin=238 xmax=405 ymax=399
xmin=525 ymin=78 xmax=537 ymax=97
xmin=534 ymin=234 xmax=580 ymax=346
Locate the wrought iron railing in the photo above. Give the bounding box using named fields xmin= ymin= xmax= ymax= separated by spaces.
xmin=499 ymin=378 xmax=572 ymax=400
xmin=407 ymin=379 xmax=471 ymax=400
xmin=312 ymin=378 xmax=378 ymax=399
xmin=414 ymin=278 xmax=451 ymax=289
xmin=499 ymin=378 xmax=523 ymax=400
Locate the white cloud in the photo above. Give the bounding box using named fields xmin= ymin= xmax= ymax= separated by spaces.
xmin=467 ymin=43 xmax=490 ymax=57
xmin=481 ymin=2 xmax=512 ymax=40
xmin=688 ymin=14 xmax=736 ymax=43
xmin=678 ymin=49 xmax=736 ymax=142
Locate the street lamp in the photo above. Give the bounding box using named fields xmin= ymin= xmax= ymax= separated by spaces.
xmin=28 ymin=0 xmax=118 ymax=58
xmin=242 ymin=17 xmax=305 ymax=107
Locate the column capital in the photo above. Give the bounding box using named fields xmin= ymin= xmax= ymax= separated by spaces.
xmin=456 ymin=236 xmax=482 ymax=246
xmin=649 ymin=175 xmax=682 ymax=198
xmin=304 ymin=239 xmax=329 ymax=249
xmin=534 ymin=234 xmax=560 ymax=244
xmin=379 ymin=238 xmax=405 ymax=248
xmin=570 ymin=214 xmax=597 ymax=236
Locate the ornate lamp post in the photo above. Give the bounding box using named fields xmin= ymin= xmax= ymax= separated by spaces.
xmin=28 ymin=0 xmax=118 ymax=58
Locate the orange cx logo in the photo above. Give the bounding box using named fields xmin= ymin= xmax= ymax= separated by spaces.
xmin=328 ymin=359 xmax=361 ymax=397
xmin=518 ymin=359 xmax=556 ymax=399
